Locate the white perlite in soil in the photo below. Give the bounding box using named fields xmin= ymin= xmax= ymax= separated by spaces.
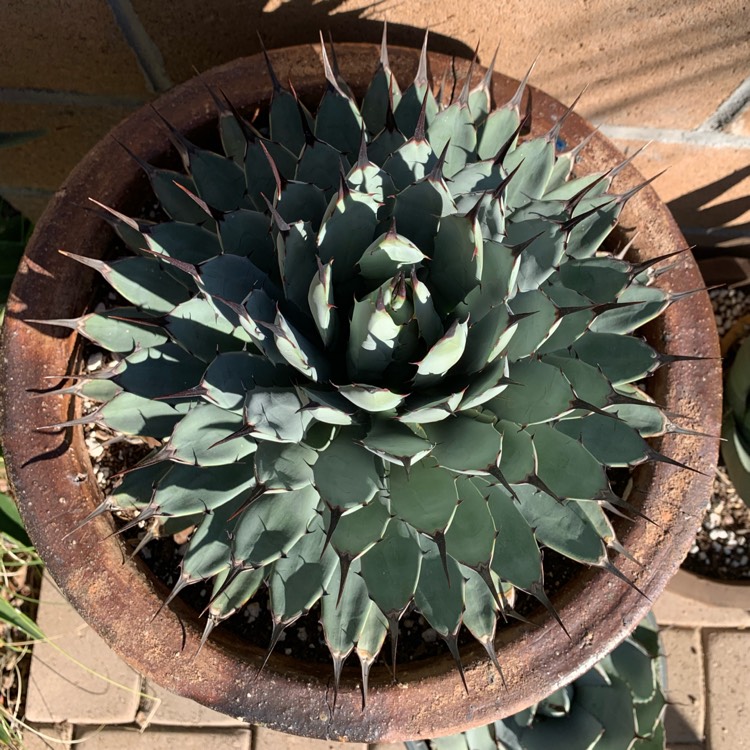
xmin=680 ymin=286 xmax=750 ymax=581
xmin=710 ymin=286 xmax=750 ymax=337
xmin=683 ymin=467 xmax=750 ymax=580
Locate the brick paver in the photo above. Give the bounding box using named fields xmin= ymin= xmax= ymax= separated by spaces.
xmin=21 ymin=575 xmax=750 ymax=748
xmin=22 ymin=722 xmax=73 ymax=750
xmin=704 ymin=630 xmax=750 ymax=750
xmin=73 ymin=727 xmax=251 ymax=749
xmin=24 ymin=574 xmax=142 ymax=725
xmin=139 ymin=679 xmax=247 ymax=728
xmin=660 ymin=628 xmax=705 ymax=744
xmin=254 ymin=726 xmax=368 ymax=749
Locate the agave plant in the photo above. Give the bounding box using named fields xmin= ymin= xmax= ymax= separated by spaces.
xmin=721 ymin=335 xmax=750 ymax=506
xmin=407 ymin=615 xmax=666 ymax=750
xmin=37 ymin=29 xmax=695 ymax=704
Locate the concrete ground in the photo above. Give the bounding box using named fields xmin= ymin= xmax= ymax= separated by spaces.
xmin=20 ymin=574 xmax=750 ymax=750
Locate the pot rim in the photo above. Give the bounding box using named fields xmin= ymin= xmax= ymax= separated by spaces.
xmin=668 ymin=568 xmax=749 ymax=608
xmin=0 ymin=42 xmax=721 ymax=742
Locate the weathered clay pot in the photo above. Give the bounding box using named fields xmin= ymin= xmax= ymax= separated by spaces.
xmin=668 ymin=568 xmax=749 ymax=609
xmin=0 ymin=43 xmax=721 ymax=742
xmin=667 ymin=294 xmax=750 ymax=610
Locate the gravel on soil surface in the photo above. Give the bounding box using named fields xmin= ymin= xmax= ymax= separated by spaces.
xmin=679 ymin=285 xmax=750 ymax=582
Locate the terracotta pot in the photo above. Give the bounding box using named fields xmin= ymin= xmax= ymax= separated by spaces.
xmin=668 ymin=568 xmax=749 ymax=609
xmin=0 ymin=43 xmax=721 ymax=742
xmin=666 ymin=288 xmax=750 ymax=609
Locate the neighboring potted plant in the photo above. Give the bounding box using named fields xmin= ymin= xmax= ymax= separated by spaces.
xmin=668 ymin=292 xmax=750 ymax=609
xmin=407 ymin=614 xmax=667 ymax=750
xmin=0 ymin=33 xmax=719 ymax=742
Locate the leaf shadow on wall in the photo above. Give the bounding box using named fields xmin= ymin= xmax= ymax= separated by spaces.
xmin=670 ymin=163 xmax=750 ymax=252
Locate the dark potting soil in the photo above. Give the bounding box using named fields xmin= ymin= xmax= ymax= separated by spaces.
xmin=122 ymin=520 xmax=581 ymax=668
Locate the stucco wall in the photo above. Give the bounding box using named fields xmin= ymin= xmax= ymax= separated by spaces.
xmin=0 ymin=0 xmax=748 ymax=249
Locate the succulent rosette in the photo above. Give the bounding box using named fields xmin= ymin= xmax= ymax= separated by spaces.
xmin=408 ymin=615 xmax=666 ymax=750
xmin=40 ymin=29 xmax=692 ymax=703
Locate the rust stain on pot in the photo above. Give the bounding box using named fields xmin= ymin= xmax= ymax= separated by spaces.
xmin=0 ymin=44 xmax=721 ymax=742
